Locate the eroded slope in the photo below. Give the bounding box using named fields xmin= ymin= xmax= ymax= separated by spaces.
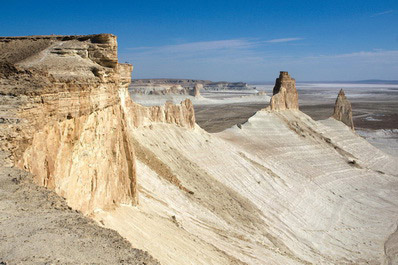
xmin=95 ymin=105 xmax=398 ymax=264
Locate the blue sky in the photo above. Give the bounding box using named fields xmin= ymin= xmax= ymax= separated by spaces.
xmin=1 ymin=0 xmax=398 ymax=82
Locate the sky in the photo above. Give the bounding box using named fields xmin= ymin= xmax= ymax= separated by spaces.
xmin=1 ymin=0 xmax=398 ymax=82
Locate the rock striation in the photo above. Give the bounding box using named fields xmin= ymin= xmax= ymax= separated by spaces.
xmin=0 ymin=34 xmax=195 ymax=214
xmin=125 ymin=98 xmax=196 ymax=129
xmin=332 ymin=89 xmax=354 ymax=130
xmin=0 ymin=34 xmax=137 ymax=213
xmin=268 ymin=71 xmax=299 ymax=110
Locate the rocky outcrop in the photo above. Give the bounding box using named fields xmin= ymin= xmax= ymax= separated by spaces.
xmin=190 ymin=83 xmax=202 ymax=98
xmin=268 ymin=71 xmax=299 ymax=110
xmin=333 ymin=89 xmax=354 ymax=130
xmin=0 ymin=34 xmax=138 ymax=213
xmin=0 ymin=34 xmax=197 ymax=214
xmin=125 ymin=99 xmax=195 ymax=129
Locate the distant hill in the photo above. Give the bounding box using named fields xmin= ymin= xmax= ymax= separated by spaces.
xmin=130 ymin=78 xmax=255 ymax=92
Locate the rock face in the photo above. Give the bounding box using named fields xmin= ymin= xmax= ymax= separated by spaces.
xmin=333 ymin=89 xmax=354 ymax=130
xmin=124 ymin=98 xmax=196 ymax=129
xmin=0 ymin=34 xmax=195 ymax=214
xmin=0 ymin=34 xmax=137 ymax=213
xmin=269 ymin=71 xmax=299 ymax=110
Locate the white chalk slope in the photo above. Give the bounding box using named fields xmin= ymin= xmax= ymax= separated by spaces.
xmin=95 ymin=109 xmax=398 ymax=265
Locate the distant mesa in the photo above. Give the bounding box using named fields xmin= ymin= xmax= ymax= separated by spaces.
xmin=269 ymin=71 xmax=299 ymax=110
xmin=333 ymin=89 xmax=354 ymax=130
xmin=130 ymin=79 xmax=254 ymax=95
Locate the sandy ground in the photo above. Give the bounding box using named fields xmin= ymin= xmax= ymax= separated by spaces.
xmin=0 ymin=151 xmax=159 ymax=265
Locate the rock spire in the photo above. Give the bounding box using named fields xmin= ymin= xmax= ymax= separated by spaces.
xmin=269 ymin=71 xmax=299 ymax=110
xmin=189 ymin=83 xmax=202 ymax=98
xmin=333 ymin=89 xmax=354 ymax=130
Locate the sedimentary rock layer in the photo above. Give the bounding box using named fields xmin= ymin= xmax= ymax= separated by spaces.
xmin=0 ymin=34 xmax=195 ymax=214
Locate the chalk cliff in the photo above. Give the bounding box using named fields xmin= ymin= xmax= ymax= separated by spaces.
xmin=0 ymin=34 xmax=195 ymax=214
xmin=333 ymin=89 xmax=354 ymax=130
xmin=269 ymin=71 xmax=299 ymax=110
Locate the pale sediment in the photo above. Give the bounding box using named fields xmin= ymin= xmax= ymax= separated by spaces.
xmin=1 ymin=34 xmax=398 ymax=265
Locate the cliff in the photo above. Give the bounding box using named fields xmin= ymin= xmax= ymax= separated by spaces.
xmin=124 ymin=99 xmax=195 ymax=128
xmin=0 ymin=34 xmax=195 ymax=214
xmin=332 ymin=89 xmax=354 ymax=130
xmin=130 ymin=78 xmax=254 ymax=95
xmin=268 ymin=71 xmax=299 ymax=110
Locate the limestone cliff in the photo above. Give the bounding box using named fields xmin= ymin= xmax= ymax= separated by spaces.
xmin=332 ymin=89 xmax=354 ymax=130
xmin=268 ymin=71 xmax=299 ymax=110
xmin=125 ymin=99 xmax=195 ymax=129
xmin=0 ymin=34 xmax=195 ymax=214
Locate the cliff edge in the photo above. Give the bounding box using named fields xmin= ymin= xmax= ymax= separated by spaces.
xmin=0 ymin=34 xmax=195 ymax=215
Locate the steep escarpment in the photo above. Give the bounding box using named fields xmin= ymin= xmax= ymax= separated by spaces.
xmin=0 ymin=34 xmax=138 ymax=214
xmin=1 ymin=34 xmax=197 ymax=214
